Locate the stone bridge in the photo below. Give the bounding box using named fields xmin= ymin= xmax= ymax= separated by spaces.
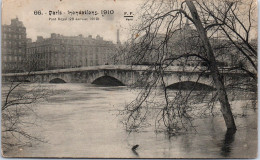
xmin=2 ymin=65 xmax=247 ymax=89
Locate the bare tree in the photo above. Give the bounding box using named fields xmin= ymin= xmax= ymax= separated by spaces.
xmin=1 ymin=59 xmax=62 ymax=153
xmin=198 ymin=0 xmax=257 ymax=80
xmin=119 ymin=0 xmax=257 ymax=134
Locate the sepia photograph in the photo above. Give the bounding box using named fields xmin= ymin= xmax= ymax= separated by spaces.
xmin=1 ymin=0 xmax=258 ymax=158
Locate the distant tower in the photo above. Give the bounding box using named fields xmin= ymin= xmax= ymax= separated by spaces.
xmin=117 ymin=29 xmax=121 ymax=45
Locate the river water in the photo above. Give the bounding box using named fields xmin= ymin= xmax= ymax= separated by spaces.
xmin=3 ymin=83 xmax=257 ymax=158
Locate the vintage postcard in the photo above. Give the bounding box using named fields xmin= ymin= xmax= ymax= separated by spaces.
xmin=1 ymin=0 xmax=257 ymax=158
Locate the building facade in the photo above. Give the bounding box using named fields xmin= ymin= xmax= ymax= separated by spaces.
xmin=26 ymin=34 xmax=117 ymax=71
xmin=2 ymin=18 xmax=27 ymax=73
xmin=128 ymin=24 xmax=238 ymax=68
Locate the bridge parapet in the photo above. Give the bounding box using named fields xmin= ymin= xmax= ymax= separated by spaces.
xmin=2 ymin=65 xmax=248 ymax=87
xmin=2 ymin=65 xmax=244 ymax=77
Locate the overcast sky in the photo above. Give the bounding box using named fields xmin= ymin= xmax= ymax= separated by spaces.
xmin=2 ymin=0 xmax=142 ymax=43
xmin=2 ymin=0 xmax=258 ymax=43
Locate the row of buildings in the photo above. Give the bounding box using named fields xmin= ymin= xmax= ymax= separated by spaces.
xmin=2 ymin=18 xmax=119 ymax=73
xmin=2 ymin=18 xmax=257 ymax=73
xmin=27 ymin=34 xmax=117 ymax=71
xmin=123 ymin=23 xmax=257 ymax=69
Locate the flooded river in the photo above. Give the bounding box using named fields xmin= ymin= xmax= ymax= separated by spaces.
xmin=3 ymin=83 xmax=257 ymax=158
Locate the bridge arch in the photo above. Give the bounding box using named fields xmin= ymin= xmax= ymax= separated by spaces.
xmin=22 ymin=79 xmax=31 ymax=83
xmin=49 ymin=78 xmax=66 ymax=83
xmin=166 ymin=81 xmax=216 ymax=91
xmin=92 ymin=75 xmax=125 ymax=86
xmin=15 ymin=79 xmax=31 ymax=83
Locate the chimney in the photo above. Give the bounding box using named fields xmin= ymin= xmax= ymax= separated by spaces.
xmin=117 ymin=29 xmax=121 ymax=44
xmin=51 ymin=33 xmax=57 ymax=38
xmin=37 ymin=36 xmax=44 ymax=42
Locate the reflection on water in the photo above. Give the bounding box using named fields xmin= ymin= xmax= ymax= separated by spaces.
xmin=3 ymin=83 xmax=257 ymax=158
xmin=221 ymin=129 xmax=236 ymax=157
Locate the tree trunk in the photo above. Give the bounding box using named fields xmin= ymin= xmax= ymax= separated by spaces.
xmin=185 ymin=0 xmax=236 ymax=131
